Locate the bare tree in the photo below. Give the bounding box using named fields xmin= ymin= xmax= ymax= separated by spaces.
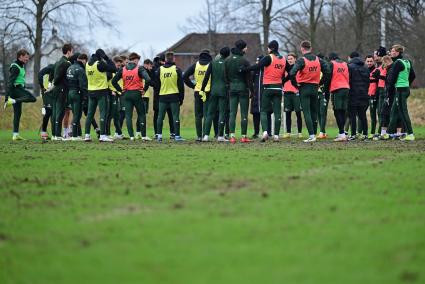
xmin=274 ymin=0 xmax=326 ymax=53
xmin=385 ymin=0 xmax=425 ymax=86
xmin=179 ymin=0 xmax=232 ymax=33
xmin=346 ymin=0 xmax=383 ymax=53
xmin=0 ymin=0 xmax=114 ymax=96
xmin=0 ymin=18 xmax=29 ymax=91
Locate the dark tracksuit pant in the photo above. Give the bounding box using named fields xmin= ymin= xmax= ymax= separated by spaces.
xmin=139 ymin=97 xmax=149 ymax=136
xmin=9 ymin=86 xmax=36 ymax=133
xmin=253 ymin=112 xmax=272 ymax=135
xmin=41 ymin=91 xmax=54 ymax=134
xmin=68 ymin=89 xmax=83 ymax=138
xmin=261 ymin=88 xmax=282 ymax=135
xmin=123 ymin=90 xmax=146 ymax=138
xmin=388 ymin=88 xmax=413 ymax=135
xmin=153 ymin=103 xmax=175 ymax=134
xmin=349 ymin=105 xmax=368 ymax=136
xmin=204 ymin=95 xmax=226 ymax=137
xmin=85 ymin=94 xmax=107 ymax=135
xmin=52 ymin=86 xmax=68 ymax=137
xmin=376 ymin=88 xmax=385 ymax=131
xmin=194 ymin=91 xmax=210 ymax=138
xmin=157 ymin=100 xmax=180 ymax=136
xmin=229 ymin=91 xmax=249 ymax=136
xmin=284 ymin=92 xmax=302 ymax=134
xmin=225 ymin=97 xmax=230 ymax=136
xmin=369 ymin=95 xmax=379 ymax=134
xmin=299 ymin=84 xmax=319 ymax=136
xmin=332 ymin=89 xmax=349 ymax=135
xmin=106 ymin=93 xmax=122 ymax=136
xmin=82 ymin=95 xmax=99 ymax=133
xmin=317 ymin=91 xmax=329 ymax=133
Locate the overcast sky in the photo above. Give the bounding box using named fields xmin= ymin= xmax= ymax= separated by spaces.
xmin=92 ymin=0 xmax=204 ymax=58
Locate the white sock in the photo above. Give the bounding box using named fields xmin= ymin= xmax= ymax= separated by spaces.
xmin=41 ymin=131 xmax=47 ymax=135
xmin=230 ymin=133 xmax=235 ymax=138
xmin=13 ymin=132 xmax=19 ymax=137
xmin=157 ymin=134 xmax=162 ymax=139
xmin=136 ymin=132 xmax=141 ymax=136
xmin=320 ymin=132 xmax=324 ymax=135
xmin=381 ymin=129 xmax=387 ymax=135
xmin=310 ymin=135 xmax=315 ymax=139
xmin=11 ymin=98 xmax=16 ymax=104
xmin=85 ymin=134 xmax=90 ymax=138
xmin=263 ymin=131 xmax=268 ymax=137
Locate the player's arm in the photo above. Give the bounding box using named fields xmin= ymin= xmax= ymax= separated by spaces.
xmin=183 ymin=64 xmax=196 ymax=89
xmin=112 ymin=68 xmax=123 ymax=93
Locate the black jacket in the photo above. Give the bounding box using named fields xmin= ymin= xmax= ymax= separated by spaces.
xmin=66 ymin=61 xmax=87 ymax=96
xmin=152 ymin=62 xmax=162 ymax=110
xmin=348 ymin=57 xmax=370 ymax=106
xmin=38 ymin=64 xmax=55 ymax=90
xmin=385 ymin=63 xmax=395 ymax=99
xmin=250 ymin=68 xmax=263 ymax=114
xmin=183 ymin=52 xmax=213 ymax=89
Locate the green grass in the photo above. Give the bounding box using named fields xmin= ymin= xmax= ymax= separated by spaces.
xmin=1 ymin=128 xmax=425 ymax=284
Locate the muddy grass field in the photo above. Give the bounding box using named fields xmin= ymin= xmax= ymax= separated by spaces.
xmin=1 ymin=128 xmax=425 ymax=284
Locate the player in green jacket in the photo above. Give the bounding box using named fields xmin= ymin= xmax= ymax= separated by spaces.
xmin=4 ymin=49 xmax=37 ymax=140
xmin=201 ymin=47 xmax=230 ymax=142
xmin=387 ymin=45 xmax=416 ymax=141
xmin=224 ymin=40 xmax=254 ymax=144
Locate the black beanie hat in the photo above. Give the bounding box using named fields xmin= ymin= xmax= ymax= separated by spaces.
xmin=235 ymin=39 xmax=247 ymax=50
xmin=268 ymin=40 xmax=279 ymax=51
xmin=376 ymin=46 xmax=387 ymax=57
xmin=201 ymin=49 xmax=210 ymax=55
xmin=350 ymin=51 xmax=360 ymax=58
xmin=70 ymin=52 xmax=80 ymax=64
xmin=220 ymin=47 xmax=230 ymax=58
xmin=328 ymin=52 xmax=338 ymax=60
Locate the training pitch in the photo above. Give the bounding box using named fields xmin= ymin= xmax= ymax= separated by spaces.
xmin=0 ymin=128 xmax=425 ymax=284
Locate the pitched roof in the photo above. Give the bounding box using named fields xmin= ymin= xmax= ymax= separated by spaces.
xmin=163 ymin=32 xmax=263 ymax=63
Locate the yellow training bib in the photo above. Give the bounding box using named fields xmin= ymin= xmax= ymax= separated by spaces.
xmin=86 ymin=61 xmax=108 ymax=91
xmin=159 ymin=65 xmax=179 ymax=95
xmin=194 ymin=62 xmax=210 ymax=92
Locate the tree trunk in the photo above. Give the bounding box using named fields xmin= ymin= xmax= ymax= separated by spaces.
xmin=354 ymin=0 xmax=364 ymax=53
xmin=262 ymin=0 xmax=272 ymax=54
xmin=32 ymin=0 xmax=45 ymax=97
xmin=331 ymin=0 xmax=337 ymax=50
xmin=309 ymin=0 xmax=316 ymax=47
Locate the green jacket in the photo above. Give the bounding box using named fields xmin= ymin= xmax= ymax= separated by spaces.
xmin=111 ymin=62 xmax=151 ymax=93
xmin=66 ymin=61 xmax=87 ymax=96
xmin=289 ymin=52 xmax=330 ymax=86
xmin=53 ymin=56 xmax=71 ymax=88
xmin=201 ymin=55 xmax=228 ymax=96
xmin=224 ymin=48 xmax=253 ymax=94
